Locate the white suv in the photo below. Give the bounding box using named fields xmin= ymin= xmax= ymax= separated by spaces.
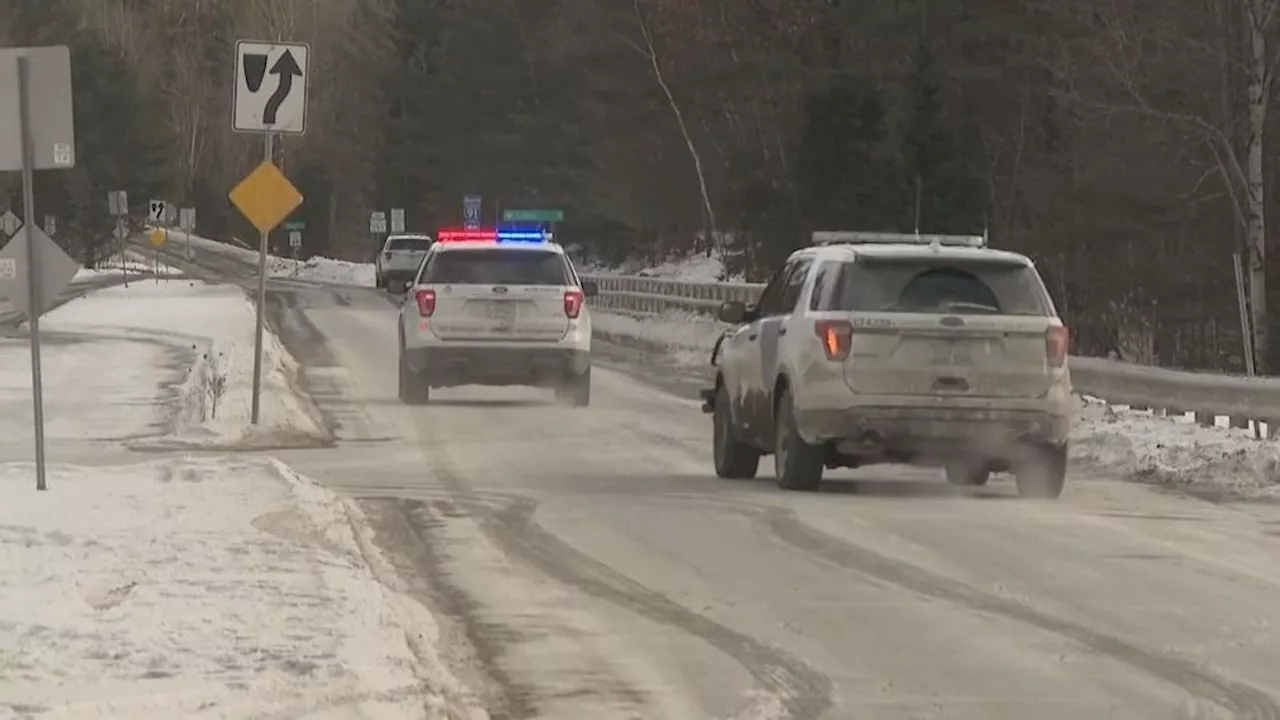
xmin=397 ymin=227 xmax=596 ymax=405
xmin=704 ymin=231 xmax=1072 ymax=498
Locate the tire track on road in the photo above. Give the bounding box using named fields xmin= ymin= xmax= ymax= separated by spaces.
xmin=415 ymin=430 xmax=835 ymax=720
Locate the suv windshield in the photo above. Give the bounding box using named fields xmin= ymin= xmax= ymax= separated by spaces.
xmin=813 ymin=257 xmax=1054 ymax=316
xmin=421 ymin=249 xmax=570 ymax=285
xmin=387 ymin=237 xmax=432 ymax=251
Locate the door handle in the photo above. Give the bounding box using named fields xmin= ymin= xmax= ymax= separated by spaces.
xmin=748 ymin=333 xmax=758 ymax=341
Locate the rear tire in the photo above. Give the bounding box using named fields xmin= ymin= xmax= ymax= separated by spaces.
xmin=773 ymin=388 xmax=823 ymax=491
xmin=398 ymin=350 xmax=429 ymax=404
xmin=1014 ymin=444 xmax=1067 ymax=499
xmin=945 ymin=460 xmax=990 ymax=487
xmin=556 ymin=367 xmax=591 ymax=407
xmin=712 ymin=384 xmax=760 ymax=479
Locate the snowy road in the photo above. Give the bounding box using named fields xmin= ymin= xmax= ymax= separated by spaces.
xmin=160 ymin=239 xmax=1280 ymax=719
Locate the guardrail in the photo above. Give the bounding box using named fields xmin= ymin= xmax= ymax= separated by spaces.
xmin=582 ymin=274 xmax=1280 ymax=434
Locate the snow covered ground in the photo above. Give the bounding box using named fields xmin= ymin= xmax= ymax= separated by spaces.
xmin=582 ymin=249 xmax=739 ymax=282
xmin=162 ymin=231 xmax=376 ymax=287
xmin=5 ymin=280 xmax=332 ymax=451
xmin=268 ymin=255 xmax=375 ymax=286
xmin=0 ymin=280 xmax=477 ymax=719
xmin=0 ymin=457 xmax=467 ymax=719
xmin=73 ymin=248 xmax=183 ymax=281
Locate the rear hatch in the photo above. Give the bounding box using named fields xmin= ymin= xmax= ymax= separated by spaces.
xmin=383 ymin=235 xmax=433 ymax=272
xmin=813 ymin=254 xmax=1062 ymax=399
xmin=422 ymin=247 xmax=572 ymax=342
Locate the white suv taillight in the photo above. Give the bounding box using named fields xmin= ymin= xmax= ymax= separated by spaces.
xmin=415 ymin=289 xmax=436 ymax=317
xmin=1045 ymin=326 xmax=1068 ymax=367
xmin=814 ymin=319 xmax=853 ymax=361
xmin=564 ymin=289 xmax=585 ymax=318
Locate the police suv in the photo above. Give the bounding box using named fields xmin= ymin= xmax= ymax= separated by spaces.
xmin=703 ymin=231 xmax=1072 ymax=498
xmin=397 ymin=226 xmax=597 ymax=405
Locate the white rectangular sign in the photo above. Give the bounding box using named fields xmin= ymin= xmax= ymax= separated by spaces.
xmin=391 ymin=208 xmax=405 ymax=233
xmin=370 ymin=211 xmax=387 ymax=233
xmin=0 ymin=258 xmax=14 ymax=279
xmin=233 ymin=40 xmax=310 ymax=135
xmin=107 ymin=190 xmax=128 ymax=216
xmin=289 ymin=230 xmax=302 ymax=248
xmin=148 ymin=199 xmax=166 ymax=224
xmin=179 ymin=207 xmax=196 ymax=231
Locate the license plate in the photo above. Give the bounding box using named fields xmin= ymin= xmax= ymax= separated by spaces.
xmin=485 ymin=301 xmax=516 ymax=324
xmin=929 ymin=339 xmax=975 ymax=365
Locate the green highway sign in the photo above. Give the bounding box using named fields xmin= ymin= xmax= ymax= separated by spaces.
xmin=503 ymin=209 xmax=563 ymax=223
xmin=283 ymin=220 xmax=306 ymax=231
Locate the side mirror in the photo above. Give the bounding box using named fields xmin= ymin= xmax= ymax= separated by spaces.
xmin=581 ymin=280 xmax=599 ymax=298
xmin=717 ymin=300 xmax=747 ymax=325
xmin=390 ymin=279 xmax=410 ymax=295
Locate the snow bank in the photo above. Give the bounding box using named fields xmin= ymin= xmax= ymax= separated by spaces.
xmin=40 ymin=280 xmax=331 ymax=450
xmin=74 ymin=248 xmax=182 ymax=281
xmin=162 ymin=230 xmax=377 ymax=287
xmin=0 ymin=456 xmax=469 ymax=719
xmin=268 ymin=255 xmax=376 ymax=286
xmin=1071 ymin=397 xmax=1280 ymax=500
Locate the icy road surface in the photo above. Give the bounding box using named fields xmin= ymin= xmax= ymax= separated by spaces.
xmin=153 ymin=236 xmax=1280 ymax=720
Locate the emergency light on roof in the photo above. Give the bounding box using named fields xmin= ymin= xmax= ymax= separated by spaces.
xmin=811 ymin=231 xmax=986 ymax=248
xmin=436 ymin=226 xmax=551 ymax=243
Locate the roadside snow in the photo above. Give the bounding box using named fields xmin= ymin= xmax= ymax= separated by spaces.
xmin=584 ymin=249 xmax=739 ymax=282
xmin=74 ymin=249 xmax=182 ymax=281
xmin=0 ymin=456 xmax=459 ymax=719
xmin=269 ymin=255 xmax=375 ymax=286
xmin=37 ymin=280 xmax=330 ymax=450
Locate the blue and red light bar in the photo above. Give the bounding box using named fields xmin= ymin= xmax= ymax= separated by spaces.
xmin=436 ymin=225 xmax=550 ymax=243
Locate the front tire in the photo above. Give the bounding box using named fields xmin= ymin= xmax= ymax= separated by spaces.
xmin=773 ymin=388 xmax=823 ymax=491
xmin=398 ymin=350 xmax=429 ymax=404
xmin=712 ymin=384 xmax=760 ymax=479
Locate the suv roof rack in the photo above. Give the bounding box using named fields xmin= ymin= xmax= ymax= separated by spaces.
xmin=811 ymin=231 xmax=987 ymax=248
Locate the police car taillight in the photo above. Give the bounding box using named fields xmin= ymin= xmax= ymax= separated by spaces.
xmin=415 ymin=289 xmax=436 ymax=316
xmin=564 ymin=289 xmax=584 ymax=318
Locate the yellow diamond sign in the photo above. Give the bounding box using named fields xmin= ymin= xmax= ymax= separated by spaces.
xmin=229 ymin=160 xmax=303 ymax=235
xmin=149 ymin=228 xmax=167 ymax=246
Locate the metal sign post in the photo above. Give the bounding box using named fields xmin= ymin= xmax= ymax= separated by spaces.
xmin=108 ymin=190 xmax=128 ymax=286
xmin=0 ymin=46 xmax=79 ymax=491
xmin=179 ymin=206 xmax=196 ymax=259
xmin=231 ymin=39 xmax=309 ymax=425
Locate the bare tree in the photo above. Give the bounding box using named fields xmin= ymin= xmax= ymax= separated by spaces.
xmin=622 ymin=0 xmax=720 ymax=251
xmin=1047 ymin=0 xmax=1280 ymax=369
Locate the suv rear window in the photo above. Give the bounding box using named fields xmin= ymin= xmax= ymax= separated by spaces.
xmin=421 ymin=249 xmax=570 ymax=286
xmin=387 ymin=237 xmax=432 ymax=251
xmin=811 ymin=257 xmax=1054 ymax=316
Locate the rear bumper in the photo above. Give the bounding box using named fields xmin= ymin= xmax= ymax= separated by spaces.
xmin=404 ymin=346 xmax=590 ymax=387
xmin=796 ymin=405 xmax=1069 ymax=461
